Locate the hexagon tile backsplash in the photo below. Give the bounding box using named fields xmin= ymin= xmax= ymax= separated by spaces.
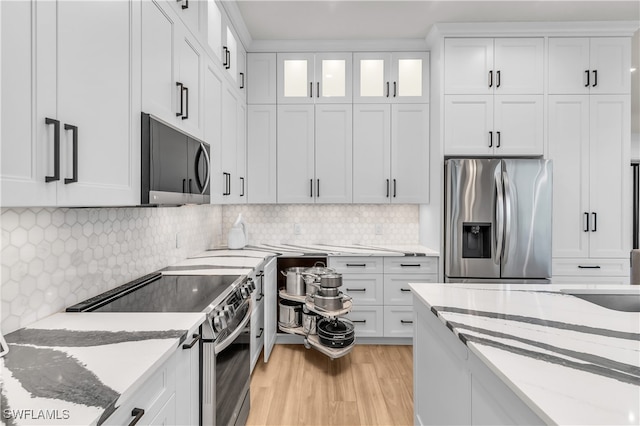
xmin=1 ymin=205 xmax=222 ymax=334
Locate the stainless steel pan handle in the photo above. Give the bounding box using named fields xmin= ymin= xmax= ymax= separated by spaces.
xmin=494 ymin=167 xmax=505 ymax=265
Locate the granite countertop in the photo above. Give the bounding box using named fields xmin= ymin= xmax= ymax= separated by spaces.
xmin=0 ymin=312 xmax=205 ymax=425
xmin=410 ymin=283 xmax=640 ymax=425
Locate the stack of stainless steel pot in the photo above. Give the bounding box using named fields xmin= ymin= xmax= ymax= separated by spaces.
xmin=305 ymin=268 xmax=349 ymax=312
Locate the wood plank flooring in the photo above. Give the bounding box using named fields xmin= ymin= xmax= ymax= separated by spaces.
xmin=247 ymin=344 xmax=413 ymax=426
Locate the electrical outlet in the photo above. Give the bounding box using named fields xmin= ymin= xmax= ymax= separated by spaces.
xmin=375 ymin=224 xmax=383 ymax=235
xmin=294 ymin=223 xmax=302 ymax=235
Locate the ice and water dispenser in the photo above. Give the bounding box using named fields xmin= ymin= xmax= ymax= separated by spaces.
xmin=462 ymin=222 xmax=491 ymax=259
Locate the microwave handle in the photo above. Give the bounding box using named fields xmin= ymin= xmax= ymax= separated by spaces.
xmin=198 ymin=142 xmax=210 ymax=194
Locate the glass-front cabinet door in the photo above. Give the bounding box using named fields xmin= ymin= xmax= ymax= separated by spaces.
xmin=277 ymin=53 xmax=352 ymax=104
xmin=354 ymin=52 xmax=429 ymax=103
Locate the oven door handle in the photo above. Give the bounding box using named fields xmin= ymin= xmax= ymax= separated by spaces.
xmin=214 ymin=301 xmax=251 ymax=355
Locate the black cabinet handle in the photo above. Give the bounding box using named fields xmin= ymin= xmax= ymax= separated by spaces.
xmin=584 ymin=70 xmax=590 ymax=87
xmin=129 ymin=408 xmax=145 ymax=426
xmin=592 ymin=212 xmax=597 ymax=232
xmin=583 ymin=212 xmax=590 ymax=232
xmin=182 ymin=85 xmax=189 ymax=120
xmin=496 ymin=70 xmax=501 ymax=88
xmin=64 ymin=124 xmax=78 ymax=184
xmin=400 ymin=319 xmax=413 ymax=324
xmin=393 ymin=179 xmax=397 ymax=198
xmin=176 ymin=82 xmax=184 ymax=117
xmin=400 ymin=288 xmax=411 ymax=292
xmin=488 ymin=70 xmax=493 ymax=88
xmin=386 ymin=179 xmax=390 ymax=198
xmin=592 ymin=70 xmax=597 ymax=87
xmin=178 ymin=0 xmax=188 ymax=9
xmin=400 ymin=264 xmax=420 ymax=268
xmin=182 ymin=333 xmax=201 ymax=349
xmin=256 ymin=328 xmax=264 ymax=338
xmin=316 ymin=179 xmax=320 ymax=198
xmin=578 ymin=265 xmax=601 ymax=269
xmin=496 ymin=131 xmax=501 ymax=148
xmin=352 ymin=319 xmax=367 ymax=324
xmin=317 ymin=82 xmax=320 ymax=98
xmin=45 ymin=118 xmax=60 ymax=182
xmin=489 ymin=131 xmax=493 ymax=148
xmin=222 ymin=173 xmax=230 ymax=196
xmin=188 ymin=178 xmax=193 ymax=193
xmin=310 ymin=178 xmax=313 ymax=197
xmin=346 ymin=288 xmax=366 ymax=292
xmin=346 ymin=263 xmax=366 ymax=267
xmin=226 ymin=49 xmax=231 ymax=70
xmin=309 ymin=82 xmax=313 ymax=98
xmin=240 ymin=177 xmax=245 ymax=197
xmin=240 ymin=72 xmax=245 ymax=89
xmin=223 ymin=47 xmax=228 ymax=68
xmin=386 ymin=81 xmax=389 ymax=98
xmin=393 ymin=81 xmax=397 ymax=97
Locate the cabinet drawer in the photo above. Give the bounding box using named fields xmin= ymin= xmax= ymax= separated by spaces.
xmin=383 ymin=306 xmax=414 ymax=338
xmin=329 ymin=256 xmax=384 ymax=273
xmin=384 ymin=274 xmax=438 ymax=305
xmin=384 ymin=257 xmax=438 ymax=274
xmin=344 ymin=306 xmax=384 ymax=337
xmin=551 ymin=276 xmax=630 ymax=285
xmin=341 ymin=274 xmax=384 ymax=305
xmin=104 ymin=350 xmax=176 ymax=425
xmin=552 ymin=258 xmax=629 ymax=276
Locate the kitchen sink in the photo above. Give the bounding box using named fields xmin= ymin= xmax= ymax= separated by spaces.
xmin=561 ymin=289 xmax=640 ymax=312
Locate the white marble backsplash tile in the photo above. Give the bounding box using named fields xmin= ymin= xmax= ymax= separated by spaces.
xmin=222 ymin=204 xmax=420 ymax=246
xmin=1 ymin=205 xmax=222 ymax=334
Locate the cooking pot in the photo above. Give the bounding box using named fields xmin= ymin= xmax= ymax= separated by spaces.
xmin=303 ymin=262 xmax=336 ymax=295
xmin=278 ymin=300 xmax=302 ymax=328
xmin=281 ymin=267 xmax=309 ymax=296
xmin=319 ymin=273 xmax=343 ymax=288
xmin=312 ymin=292 xmax=344 ymax=311
xmin=301 ymin=307 xmax=319 ymax=335
xmin=317 ymin=318 xmax=355 ymax=348
xmin=317 ymin=287 xmax=340 ymax=297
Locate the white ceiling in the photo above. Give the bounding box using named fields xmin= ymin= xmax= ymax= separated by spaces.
xmin=235 ymin=0 xmax=640 ymax=41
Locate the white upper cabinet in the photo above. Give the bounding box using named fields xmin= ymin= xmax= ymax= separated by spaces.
xmin=220 ymin=85 xmax=246 ymax=204
xmin=354 ymin=52 xmax=429 ymax=103
xmin=247 ymin=53 xmax=277 ymax=104
xmin=277 ymin=53 xmax=352 ymax=104
xmin=277 ymin=105 xmax=315 ymax=202
xmin=206 ymin=0 xmax=223 ymax=62
xmin=548 ymin=37 xmax=631 ymax=94
xmin=1 ymin=0 xmax=140 ymax=207
xmin=169 ymin=0 xmax=202 ymax=37
xmin=444 ymin=38 xmax=543 ymax=95
xmin=247 ymin=105 xmax=277 ymax=203
xmin=204 ymin=61 xmax=223 ymax=204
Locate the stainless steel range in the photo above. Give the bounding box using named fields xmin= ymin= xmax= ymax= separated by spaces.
xmin=67 ymin=272 xmax=255 ymax=426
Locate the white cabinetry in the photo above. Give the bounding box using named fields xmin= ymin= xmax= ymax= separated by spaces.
xmin=443 ymin=38 xmax=543 ymax=156
xmin=247 ymin=53 xmax=278 ymax=104
xmin=263 ymin=258 xmax=278 ymax=363
xmin=549 ymin=37 xmax=631 ymax=95
xmin=1 ymin=0 xmax=140 ymax=207
xmin=142 ymin=0 xmax=203 ymax=139
xmin=277 ymin=53 xmax=353 ymax=104
xmin=353 ymin=104 xmax=429 ymax=203
xmin=354 ymin=52 xmax=429 ymax=103
xmin=277 ymin=105 xmax=353 ymax=203
xmin=220 ymin=85 xmax=247 ymax=204
xmin=549 ymin=95 xmax=630 ymax=283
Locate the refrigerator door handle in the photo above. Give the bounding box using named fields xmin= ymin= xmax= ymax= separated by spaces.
xmin=502 ymin=170 xmax=513 ymax=265
xmin=494 ymin=168 xmax=505 ymax=265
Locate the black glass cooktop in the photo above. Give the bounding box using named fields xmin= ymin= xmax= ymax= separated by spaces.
xmin=66 ymin=273 xmax=242 ymax=313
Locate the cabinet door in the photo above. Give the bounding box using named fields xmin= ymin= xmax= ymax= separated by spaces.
xmin=548 ymin=38 xmax=591 ymax=94
xmin=221 ymin=85 xmax=238 ymax=202
xmin=247 ymin=105 xmax=277 ymax=203
xmin=493 ymin=95 xmax=543 ymax=156
xmin=250 ymin=301 xmax=265 ymax=373
xmin=234 ymin=101 xmax=247 ymax=203
xmin=444 ymin=95 xmax=494 ymax=156
xmin=277 ymin=105 xmax=315 ymax=203
xmin=56 ymin=0 xmax=139 ymax=206
xmin=353 ymin=104 xmax=392 ymax=203
xmin=263 ymin=258 xmax=277 ymax=363
xmin=548 ymin=96 xmax=590 ymax=259
xmin=277 ymin=53 xmax=315 ymax=104
xmin=391 ymin=52 xmax=430 ymax=103
xmin=224 ymin=24 xmax=238 ymax=83
xmin=237 ymin=47 xmax=247 ymax=93
xmin=205 ymin=0 xmax=223 ymax=63
xmin=176 ymin=28 xmax=203 ymax=139
xmin=314 ymin=53 xmax=352 ymax=103
xmin=1 ymin=0 xmax=57 ymax=206
xmin=169 ymin=0 xmax=201 ymax=36
xmin=493 ymin=38 xmax=543 ymax=94
xmin=444 ymin=38 xmax=493 ymax=95
xmin=391 ymin=104 xmax=430 ymax=203
xmin=353 ymin=52 xmax=392 ymax=103
xmin=589 ymin=95 xmax=631 ymax=258
xmin=247 ymin=53 xmax=277 ymax=104
xmin=175 ymin=332 xmax=200 ymax=425
xmin=204 ymin=62 xmax=223 ymax=204
xmin=315 ymin=104 xmax=353 ymax=204
xmin=590 ymin=37 xmax=631 ymax=94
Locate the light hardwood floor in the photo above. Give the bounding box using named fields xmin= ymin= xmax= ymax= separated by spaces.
xmin=247 ymin=344 xmax=413 ymax=426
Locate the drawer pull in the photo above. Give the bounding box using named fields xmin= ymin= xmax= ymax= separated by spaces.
xmin=256 ymin=328 xmax=264 ymax=338
xmin=256 ymin=294 xmax=264 ymax=302
xmin=182 ymin=333 xmax=201 ymax=349
xmin=400 ymin=319 xmax=414 ymax=324
xmin=129 ymin=408 xmax=145 ymax=426
xmin=578 ymin=265 xmax=601 ymax=269
xmin=346 ymin=288 xmax=366 ymax=292
xmin=346 ymin=263 xmax=367 ymax=268
xmin=352 ymin=319 xmax=367 ymax=324
xmin=400 ymin=263 xmax=421 ymax=267
xmin=400 ymin=288 xmax=411 ymax=292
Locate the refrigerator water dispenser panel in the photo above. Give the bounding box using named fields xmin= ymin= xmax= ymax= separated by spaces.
xmin=462 ymin=222 xmax=491 ymax=258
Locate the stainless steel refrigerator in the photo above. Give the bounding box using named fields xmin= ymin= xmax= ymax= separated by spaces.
xmin=445 ymin=158 xmax=553 ymax=283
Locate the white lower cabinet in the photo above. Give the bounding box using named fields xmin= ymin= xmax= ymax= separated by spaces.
xmin=346 ymin=306 xmax=384 ymax=337
xmin=250 ymin=297 xmax=265 ymax=372
xmin=263 ymin=258 xmax=278 ymax=363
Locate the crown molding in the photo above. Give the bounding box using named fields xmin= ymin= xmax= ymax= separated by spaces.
xmin=220 ymin=0 xmax=253 ymax=50
xmin=429 ymin=21 xmax=639 ymax=38
xmin=247 ymin=38 xmax=428 ymax=53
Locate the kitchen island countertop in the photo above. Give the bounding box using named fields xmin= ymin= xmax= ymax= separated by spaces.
xmin=410 ymin=283 xmax=640 ymax=425
xmin=0 ymin=312 xmax=205 ymax=425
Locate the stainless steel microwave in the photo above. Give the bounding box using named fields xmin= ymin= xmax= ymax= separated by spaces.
xmin=141 ymin=113 xmax=210 ymax=205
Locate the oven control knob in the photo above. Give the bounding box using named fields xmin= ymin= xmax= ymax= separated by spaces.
xmin=248 ymin=278 xmax=256 ymax=291
xmin=223 ymin=305 xmax=235 ymax=319
xmin=213 ymin=313 xmax=227 ymax=331
xmin=241 ymin=286 xmax=250 ymax=299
